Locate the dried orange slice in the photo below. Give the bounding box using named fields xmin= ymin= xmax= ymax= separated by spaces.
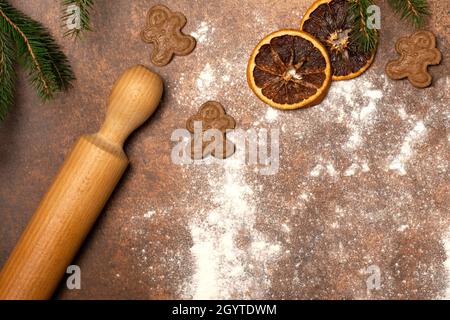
xmin=247 ymin=30 xmax=332 ymax=110
xmin=300 ymin=0 xmax=376 ymax=81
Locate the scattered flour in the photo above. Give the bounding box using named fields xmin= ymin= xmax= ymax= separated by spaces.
xmin=388 ymin=121 xmax=427 ymax=175
xmin=320 ymin=78 xmax=384 ymax=151
xmin=265 ymin=108 xmax=278 ymax=123
xmin=144 ymin=210 xmax=155 ymax=219
xmin=346 ymin=86 xmax=383 ymax=150
xmin=326 ymin=163 xmax=338 ymax=177
xmin=361 ymin=162 xmax=370 ymax=173
xmin=310 ymin=164 xmax=324 ymax=177
xmin=310 ymin=159 xmax=369 ymax=178
xmin=196 ymin=63 xmax=215 ymax=93
xmin=189 ymin=56 xmax=246 ymax=106
xmin=185 ymin=156 xmax=281 ymax=299
xmin=191 ymin=21 xmax=213 ymax=44
xmin=281 ymin=223 xmax=291 ymax=233
xmin=300 ymin=192 xmax=310 ymax=201
xmin=344 ymin=163 xmax=360 ymax=177
xmin=343 ymin=160 xmax=370 ymax=177
xmin=397 ymin=106 xmax=409 ymax=121
xmin=309 ymin=159 xmax=338 ymax=178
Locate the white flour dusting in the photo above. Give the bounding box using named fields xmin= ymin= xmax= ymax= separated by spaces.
xmin=196 ymin=63 xmax=215 ymax=92
xmin=361 ymin=161 xmax=370 ymax=172
xmin=310 ymin=159 xmax=370 ymax=178
xmin=191 ymin=21 xmax=213 ymax=44
xmin=190 ymin=56 xmax=247 ymax=106
xmin=144 ymin=210 xmax=155 ymax=219
xmin=346 ymin=84 xmax=383 ymax=150
xmin=326 ymin=163 xmax=338 ymax=177
xmin=389 ymin=121 xmax=427 ymax=175
xmin=310 ymin=164 xmax=324 ymax=177
xmin=319 ymin=78 xmax=384 ymax=151
xmin=310 ymin=162 xmax=339 ymax=177
xmin=397 ymin=224 xmax=409 ymax=232
xmin=185 ymin=156 xmax=282 ymax=299
xmin=344 ymin=163 xmax=359 ymax=177
xmin=265 ymin=108 xmax=278 ymax=123
xmin=343 ymin=160 xmax=370 ymax=177
xmin=397 ymin=106 xmax=409 ymax=121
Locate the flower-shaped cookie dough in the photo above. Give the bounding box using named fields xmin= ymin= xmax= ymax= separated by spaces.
xmin=141 ymin=5 xmax=196 ymax=67
xmin=386 ymin=30 xmax=442 ymax=88
xmin=186 ymin=101 xmax=236 ymax=160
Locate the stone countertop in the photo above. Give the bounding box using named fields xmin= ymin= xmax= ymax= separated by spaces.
xmin=0 ymin=0 xmax=448 ymax=299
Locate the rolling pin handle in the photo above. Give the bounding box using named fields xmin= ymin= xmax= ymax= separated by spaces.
xmin=98 ymin=65 xmax=164 ymax=147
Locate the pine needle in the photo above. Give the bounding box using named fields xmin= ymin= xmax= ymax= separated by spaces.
xmin=348 ymin=0 xmax=378 ymax=53
xmin=0 ymin=29 xmax=15 ymax=121
xmin=0 ymin=0 xmax=75 ymax=102
xmin=387 ymin=0 xmax=430 ymax=28
xmin=61 ymin=0 xmax=94 ymax=38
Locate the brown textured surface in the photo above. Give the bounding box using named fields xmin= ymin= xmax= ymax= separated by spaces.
xmin=0 ymin=0 xmax=449 ymax=300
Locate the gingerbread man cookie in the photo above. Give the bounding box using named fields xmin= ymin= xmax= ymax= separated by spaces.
xmin=186 ymin=101 xmax=236 ymax=160
xmin=141 ymin=5 xmax=196 ymax=67
xmin=386 ymin=30 xmax=442 ymax=88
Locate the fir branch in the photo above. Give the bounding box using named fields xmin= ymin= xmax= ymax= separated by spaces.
xmin=387 ymin=0 xmax=430 ymax=28
xmin=0 ymin=0 xmax=75 ymax=102
xmin=61 ymin=0 xmax=94 ymax=38
xmin=348 ymin=0 xmax=378 ymax=53
xmin=0 ymin=29 xmax=15 ymax=121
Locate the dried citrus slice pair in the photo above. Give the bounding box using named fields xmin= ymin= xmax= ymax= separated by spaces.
xmin=247 ymin=0 xmax=376 ymax=110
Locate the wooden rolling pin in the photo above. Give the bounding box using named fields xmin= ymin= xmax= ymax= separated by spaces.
xmin=0 ymin=65 xmax=163 ymax=300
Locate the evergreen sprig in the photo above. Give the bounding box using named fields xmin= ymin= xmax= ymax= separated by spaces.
xmin=348 ymin=0 xmax=430 ymax=52
xmin=0 ymin=0 xmax=75 ymax=120
xmin=61 ymin=0 xmax=94 ymax=38
xmin=387 ymin=0 xmax=430 ymax=28
xmin=0 ymin=29 xmax=15 ymax=121
xmin=348 ymin=0 xmax=378 ymax=53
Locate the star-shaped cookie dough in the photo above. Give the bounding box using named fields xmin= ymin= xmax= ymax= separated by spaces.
xmin=386 ymin=30 xmax=442 ymax=88
xmin=141 ymin=5 xmax=196 ymax=67
xmin=186 ymin=101 xmax=236 ymax=160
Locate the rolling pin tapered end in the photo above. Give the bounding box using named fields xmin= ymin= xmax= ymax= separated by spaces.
xmin=99 ymin=65 xmax=164 ymax=146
